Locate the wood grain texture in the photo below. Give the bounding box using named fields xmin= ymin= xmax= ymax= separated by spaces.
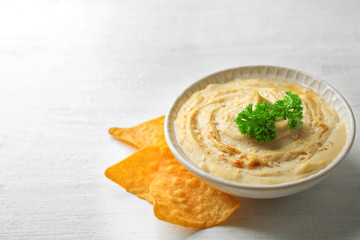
xmin=0 ymin=0 xmax=359 ymax=239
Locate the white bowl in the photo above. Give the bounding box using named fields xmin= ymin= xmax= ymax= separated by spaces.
xmin=165 ymin=66 xmax=356 ymax=199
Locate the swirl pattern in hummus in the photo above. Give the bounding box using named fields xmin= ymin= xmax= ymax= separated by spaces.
xmin=175 ymin=79 xmax=346 ymax=185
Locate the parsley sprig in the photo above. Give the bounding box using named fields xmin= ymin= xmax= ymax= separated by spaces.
xmin=234 ymin=91 xmax=303 ymax=142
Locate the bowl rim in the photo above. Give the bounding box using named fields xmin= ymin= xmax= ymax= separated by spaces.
xmin=165 ymin=65 xmax=356 ymax=190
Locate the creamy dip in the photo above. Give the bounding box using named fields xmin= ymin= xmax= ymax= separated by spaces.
xmin=175 ymin=79 xmax=347 ymax=185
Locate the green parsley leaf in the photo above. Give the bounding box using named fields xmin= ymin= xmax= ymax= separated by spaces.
xmin=234 ymin=102 xmax=277 ymax=142
xmin=271 ymin=91 xmax=303 ymax=129
xmin=234 ymin=91 xmax=303 ymax=142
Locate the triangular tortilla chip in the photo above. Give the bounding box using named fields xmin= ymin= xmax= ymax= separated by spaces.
xmin=106 ymin=116 xmax=241 ymax=228
xmin=150 ymin=145 xmax=241 ymax=228
xmin=105 ymin=141 xmax=166 ymax=203
xmin=109 ymin=116 xmax=165 ymax=148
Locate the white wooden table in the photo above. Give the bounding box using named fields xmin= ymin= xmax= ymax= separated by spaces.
xmin=1 ymin=0 xmax=359 ymax=239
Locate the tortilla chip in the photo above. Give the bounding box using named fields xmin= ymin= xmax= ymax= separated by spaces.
xmin=105 ymin=141 xmax=166 ymax=203
xmin=150 ymin=145 xmax=241 ymax=228
xmin=109 ymin=116 xmax=165 ymax=148
xmin=106 ymin=116 xmax=241 ymax=228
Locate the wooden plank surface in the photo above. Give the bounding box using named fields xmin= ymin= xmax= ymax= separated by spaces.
xmin=0 ymin=0 xmax=359 ymax=239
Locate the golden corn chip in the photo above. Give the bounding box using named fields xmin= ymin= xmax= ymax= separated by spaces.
xmin=106 ymin=116 xmax=241 ymax=228
xmin=105 ymin=141 xmax=166 ymax=203
xmin=150 ymin=145 xmax=241 ymax=228
xmin=109 ymin=116 xmax=165 ymax=148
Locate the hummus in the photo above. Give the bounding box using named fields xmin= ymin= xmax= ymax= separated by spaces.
xmin=174 ymin=79 xmax=347 ymax=185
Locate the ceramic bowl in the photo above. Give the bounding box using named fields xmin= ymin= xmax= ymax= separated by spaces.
xmin=165 ymin=66 xmax=355 ymax=199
